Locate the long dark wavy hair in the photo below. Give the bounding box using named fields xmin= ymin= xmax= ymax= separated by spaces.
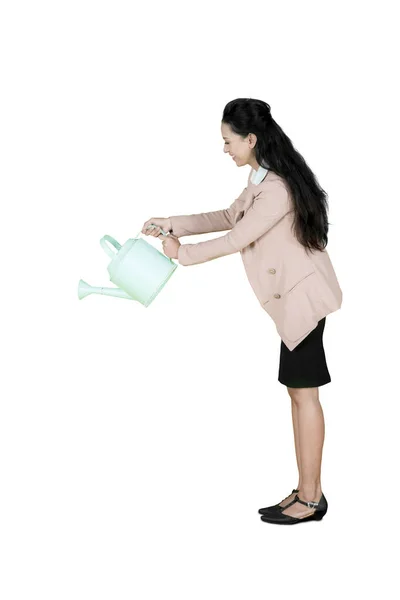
xmin=222 ymin=98 xmax=331 ymax=254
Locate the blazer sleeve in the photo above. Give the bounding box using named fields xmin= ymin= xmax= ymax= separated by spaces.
xmin=176 ymin=181 xmax=291 ymax=266
xmin=168 ymin=186 xmax=248 ymax=237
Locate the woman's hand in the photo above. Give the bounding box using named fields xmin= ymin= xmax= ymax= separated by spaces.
xmin=158 ymin=233 xmax=181 ymax=259
xmin=142 ymin=217 xmax=172 ymax=236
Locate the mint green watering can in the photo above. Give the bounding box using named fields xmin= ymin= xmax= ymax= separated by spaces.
xmin=78 ymin=226 xmax=178 ymax=307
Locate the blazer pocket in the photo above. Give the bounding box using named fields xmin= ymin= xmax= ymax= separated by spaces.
xmin=263 ymin=270 xmax=319 ymax=342
xmin=262 ymin=263 xmax=315 ymax=306
xmin=282 ymin=268 xmax=315 ymax=297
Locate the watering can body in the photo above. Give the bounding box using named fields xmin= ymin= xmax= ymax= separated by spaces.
xmin=78 ymin=227 xmax=178 ymax=306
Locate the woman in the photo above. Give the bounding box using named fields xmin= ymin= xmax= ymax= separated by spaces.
xmin=142 ymin=98 xmax=342 ymax=525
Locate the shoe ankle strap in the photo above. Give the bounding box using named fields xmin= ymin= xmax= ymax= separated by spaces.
xmin=295 ymin=494 xmax=319 ymax=509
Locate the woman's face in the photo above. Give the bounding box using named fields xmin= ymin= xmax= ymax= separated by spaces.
xmin=221 ymin=122 xmax=257 ymax=167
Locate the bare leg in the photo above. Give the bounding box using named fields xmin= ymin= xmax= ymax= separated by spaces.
xmin=277 ymin=396 xmax=302 ymax=507
xmin=292 ymin=398 xmax=302 ymax=490
xmin=281 ymin=387 xmax=325 ymax=518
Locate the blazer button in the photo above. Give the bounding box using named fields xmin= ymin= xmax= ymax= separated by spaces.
xmin=268 ymin=268 xmax=276 ymax=274
xmin=273 ymin=293 xmax=281 ymax=299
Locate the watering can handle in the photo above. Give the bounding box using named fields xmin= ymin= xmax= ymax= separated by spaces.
xmin=100 ymin=235 xmax=122 ymax=260
xmin=138 ymin=225 xmax=170 ymax=237
xmin=100 ymin=228 xmax=171 ymax=260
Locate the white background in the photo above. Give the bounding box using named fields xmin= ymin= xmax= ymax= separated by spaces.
xmin=1 ymin=0 xmax=399 ymax=598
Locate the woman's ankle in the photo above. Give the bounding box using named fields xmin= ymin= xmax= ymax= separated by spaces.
xmin=298 ymin=483 xmax=322 ymax=501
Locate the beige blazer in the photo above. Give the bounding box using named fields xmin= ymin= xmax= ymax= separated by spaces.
xmin=169 ymin=168 xmax=343 ymax=351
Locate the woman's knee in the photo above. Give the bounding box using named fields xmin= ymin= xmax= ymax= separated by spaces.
xmin=287 ymin=386 xmax=319 ymax=402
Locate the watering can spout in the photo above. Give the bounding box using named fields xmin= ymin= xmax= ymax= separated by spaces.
xmin=78 ymin=279 xmax=135 ymax=301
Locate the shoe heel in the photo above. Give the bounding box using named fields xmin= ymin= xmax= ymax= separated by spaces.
xmin=314 ymin=510 xmax=327 ymax=520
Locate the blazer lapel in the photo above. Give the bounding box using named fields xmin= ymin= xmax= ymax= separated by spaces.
xmin=234 ymin=193 xmax=254 ymax=224
xmin=234 ymin=166 xmax=270 ymax=224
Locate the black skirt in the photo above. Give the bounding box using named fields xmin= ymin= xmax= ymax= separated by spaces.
xmin=278 ymin=317 xmax=331 ymax=388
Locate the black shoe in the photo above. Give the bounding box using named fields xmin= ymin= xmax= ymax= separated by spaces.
xmin=258 ymin=489 xmax=299 ymax=515
xmin=260 ymin=492 xmax=328 ymax=524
